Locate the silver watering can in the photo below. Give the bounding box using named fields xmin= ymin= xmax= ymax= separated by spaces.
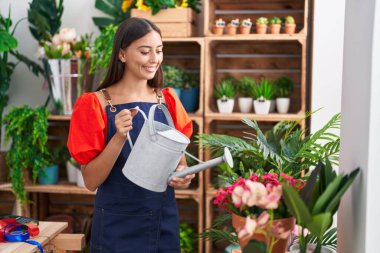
xmin=122 ymin=104 xmax=233 ymax=192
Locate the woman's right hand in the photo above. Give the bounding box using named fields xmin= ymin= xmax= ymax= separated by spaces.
xmin=114 ymin=107 xmax=139 ymax=140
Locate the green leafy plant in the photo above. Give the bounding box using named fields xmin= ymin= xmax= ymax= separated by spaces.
xmin=274 ymin=76 xmax=294 ymax=97
xmin=197 ymin=112 xmax=341 ymax=180
xmin=252 ymin=78 xmax=275 ymax=100
xmin=283 ymin=160 xmax=360 ymax=253
xmin=237 ymin=76 xmax=256 ymax=97
xmin=90 ymin=24 xmax=117 ymax=73
xmin=3 ymin=106 xmax=50 ymax=204
xmin=256 ymin=17 xmax=269 ymax=25
xmin=285 ymin=16 xmax=295 ymax=24
xmin=269 ymin=17 xmax=282 ymax=25
xmin=134 ymin=0 xmax=202 ymax=15
xmin=92 ymin=0 xmax=131 ymax=30
xmin=0 ymin=7 xmax=44 ymax=149
xmin=183 ymin=71 xmax=199 ymax=88
xmin=214 ymin=78 xmax=236 ymax=99
xmin=179 ymin=223 xmax=197 ymax=253
xmin=27 ymin=0 xmax=64 ymax=43
xmin=163 ymin=65 xmax=184 ymax=89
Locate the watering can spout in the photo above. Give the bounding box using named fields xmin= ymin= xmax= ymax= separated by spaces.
xmin=168 ymin=147 xmax=233 ymax=182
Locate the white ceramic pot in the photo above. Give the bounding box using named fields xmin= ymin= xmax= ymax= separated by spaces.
xmin=238 ymin=97 xmax=253 ymax=113
xmin=66 ymin=161 xmax=77 ymax=183
xmin=76 ymin=169 xmax=85 ymax=187
xmin=253 ymin=100 xmax=270 ymax=114
xmin=289 ymin=244 xmax=336 ymax=253
xmin=217 ymin=98 xmax=235 ymax=113
xmin=276 ymin=97 xmax=291 ymax=114
xmin=269 ymin=99 xmax=276 ymax=112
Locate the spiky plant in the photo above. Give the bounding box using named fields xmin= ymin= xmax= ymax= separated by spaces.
xmin=274 ymin=76 xmax=294 ymax=97
xmin=197 ymin=112 xmax=341 ymax=181
xmin=214 ymin=79 xmax=236 ymax=99
xmin=252 ymin=78 xmax=276 ymax=100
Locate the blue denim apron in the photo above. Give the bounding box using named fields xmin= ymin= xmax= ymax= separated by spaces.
xmin=90 ymin=102 xmax=180 ymax=253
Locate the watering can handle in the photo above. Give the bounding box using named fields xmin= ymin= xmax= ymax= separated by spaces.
xmin=148 ymin=104 xmax=175 ymax=137
xmin=126 ymin=107 xmax=147 ymax=149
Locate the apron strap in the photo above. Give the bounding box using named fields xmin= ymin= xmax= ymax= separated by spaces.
xmin=100 ymin=89 xmax=117 ymax=112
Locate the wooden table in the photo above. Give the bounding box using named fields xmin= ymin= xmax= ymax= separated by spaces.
xmin=0 ymin=221 xmax=67 ymax=253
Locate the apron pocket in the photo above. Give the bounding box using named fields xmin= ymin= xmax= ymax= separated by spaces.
xmin=101 ymin=209 xmax=158 ymax=253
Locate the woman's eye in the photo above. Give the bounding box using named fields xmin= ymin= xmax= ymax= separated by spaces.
xmin=141 ymin=51 xmax=149 ymax=55
xmin=156 ymin=51 xmax=163 ymax=54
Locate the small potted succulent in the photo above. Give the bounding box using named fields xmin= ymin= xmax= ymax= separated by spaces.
xmin=212 ymin=18 xmax=226 ymax=35
xmin=214 ymin=78 xmax=236 ymax=113
xmin=252 ymin=78 xmax=275 ymax=114
xmin=285 ymin=16 xmax=296 ymax=34
xmin=256 ymin=17 xmax=269 ymax=34
xmin=269 ymin=16 xmax=282 ymax=34
xmin=239 ymin=18 xmax=252 ymax=34
xmin=274 ymin=76 xmax=294 ymax=113
xmin=237 ymin=76 xmax=256 ymax=113
xmin=226 ymin=18 xmax=239 ymax=35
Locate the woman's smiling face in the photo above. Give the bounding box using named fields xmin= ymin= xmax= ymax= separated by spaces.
xmin=121 ymin=30 xmax=163 ymax=81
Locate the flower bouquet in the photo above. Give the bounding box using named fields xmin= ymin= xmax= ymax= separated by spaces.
xmin=210 ymin=172 xmax=305 ymax=252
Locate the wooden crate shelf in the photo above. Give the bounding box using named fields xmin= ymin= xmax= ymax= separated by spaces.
xmin=204 ymin=0 xmax=309 ymax=36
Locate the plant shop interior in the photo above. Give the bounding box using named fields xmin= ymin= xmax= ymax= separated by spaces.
xmin=0 ymin=0 xmax=379 ymax=253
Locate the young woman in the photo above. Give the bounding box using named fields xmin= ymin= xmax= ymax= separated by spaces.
xmin=67 ymin=18 xmax=195 ymax=253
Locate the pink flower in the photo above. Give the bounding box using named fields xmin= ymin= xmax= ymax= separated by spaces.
xmin=257 ymin=211 xmax=270 ymax=227
xmin=52 ymin=34 xmax=62 ymax=46
xmin=238 ymin=216 xmax=257 ymax=239
xmin=232 ymin=185 xmax=244 ymax=207
xmin=263 ymin=185 xmax=282 ymax=209
xmin=60 ymin=43 xmax=71 ymax=55
xmin=244 ymin=181 xmax=268 ymax=207
xmin=59 ymin=28 xmax=76 ymax=43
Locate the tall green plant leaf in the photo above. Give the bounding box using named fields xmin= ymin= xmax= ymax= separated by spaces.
xmin=312 ymin=176 xmax=343 ymax=215
xmin=282 ymin=184 xmax=312 ymax=225
xmin=0 ymin=31 xmax=17 ymax=52
xmin=306 ymin=212 xmax=332 ymax=240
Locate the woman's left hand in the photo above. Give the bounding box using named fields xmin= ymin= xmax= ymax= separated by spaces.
xmin=169 ymin=165 xmax=195 ymax=189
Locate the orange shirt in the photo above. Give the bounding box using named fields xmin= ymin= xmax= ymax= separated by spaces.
xmin=67 ymin=87 xmax=193 ymax=165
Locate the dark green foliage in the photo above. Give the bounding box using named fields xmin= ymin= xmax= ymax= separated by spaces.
xmin=3 ymin=106 xmax=50 ymax=204
xmin=93 ymin=0 xmax=130 ymax=30
xmin=237 ymin=76 xmax=256 ymax=97
xmin=214 ymin=79 xmax=236 ymax=99
xmin=274 ymin=76 xmax=294 ymax=97
xmin=197 ymin=112 xmax=341 ymax=180
xmin=27 ymin=0 xmax=64 ymax=42
xmin=0 ymin=8 xmax=44 ymax=148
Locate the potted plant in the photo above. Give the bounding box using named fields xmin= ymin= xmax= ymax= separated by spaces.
xmin=283 ymin=160 xmax=360 ymax=253
xmin=38 ymin=145 xmax=70 ymax=185
xmin=269 ymin=17 xmax=282 ymax=34
xmin=274 ymin=76 xmax=294 ymax=113
xmin=284 ymin=16 xmax=296 ymax=34
xmin=252 ymin=78 xmax=275 ymax=114
xmin=237 ymin=76 xmax=256 ymax=113
xmin=226 ymin=18 xmax=239 ymax=35
xmin=179 ymin=223 xmax=196 ymax=253
xmin=202 ymin=172 xmax=305 ymax=252
xmin=239 ymin=18 xmax=252 ymax=34
xmin=0 ymin=8 xmax=44 ymax=181
xmin=2 ymin=105 xmax=50 ymax=205
xmin=256 ymin=17 xmax=269 ymax=34
xmin=163 ymin=64 xmax=184 ymax=97
xmin=212 ymin=18 xmax=225 ymax=35
xmin=180 ymin=71 xmax=200 ymax=113
xmin=214 ymin=78 xmax=236 ymax=113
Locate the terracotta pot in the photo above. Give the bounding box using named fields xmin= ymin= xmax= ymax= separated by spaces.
xmin=226 ymin=24 xmax=238 ymax=35
xmin=256 ymin=24 xmax=268 ymax=34
xmin=232 ymin=213 xmax=295 ymax=252
xmin=285 ymin=24 xmax=296 ymax=34
xmin=212 ymin=25 xmax=224 ymax=35
xmin=239 ymin=26 xmax=251 ymax=34
xmin=270 ymin=24 xmax=281 ymax=34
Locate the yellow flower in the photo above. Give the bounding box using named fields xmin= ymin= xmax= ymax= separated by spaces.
xmin=135 ymin=0 xmax=151 ymax=12
xmin=176 ymin=0 xmax=188 ymax=8
xmin=121 ymin=0 xmax=133 ymax=13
